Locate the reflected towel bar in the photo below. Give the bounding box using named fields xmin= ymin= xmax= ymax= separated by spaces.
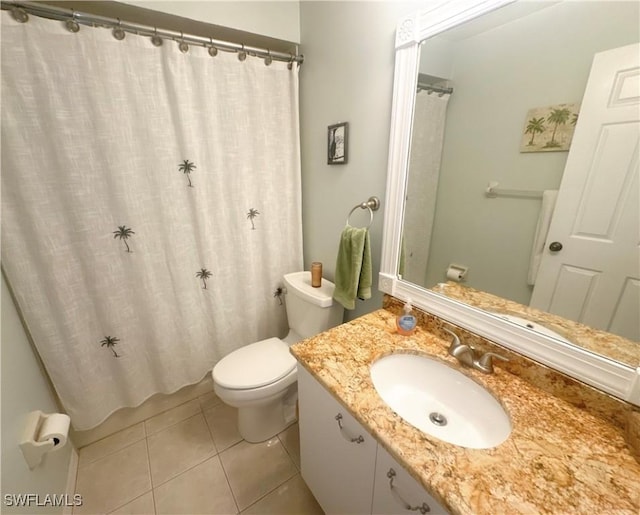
xmin=486 ymin=182 xmax=544 ymax=199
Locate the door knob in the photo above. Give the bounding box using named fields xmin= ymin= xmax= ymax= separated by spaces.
xmin=549 ymin=241 xmax=563 ymax=252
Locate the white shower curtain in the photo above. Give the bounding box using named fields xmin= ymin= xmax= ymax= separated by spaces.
xmin=1 ymin=12 xmax=303 ymax=430
xmin=402 ymin=90 xmax=450 ymax=284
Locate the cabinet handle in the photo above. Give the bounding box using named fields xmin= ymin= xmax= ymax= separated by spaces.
xmin=334 ymin=413 xmax=365 ymax=444
xmin=387 ymin=468 xmax=431 ymax=514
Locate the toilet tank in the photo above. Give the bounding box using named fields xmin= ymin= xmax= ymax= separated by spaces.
xmin=283 ymin=271 xmax=344 ymax=339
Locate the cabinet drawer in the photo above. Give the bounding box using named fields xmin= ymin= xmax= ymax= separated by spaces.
xmin=373 ymin=444 xmax=448 ymax=515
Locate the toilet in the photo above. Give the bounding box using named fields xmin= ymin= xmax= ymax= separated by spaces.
xmin=212 ymin=271 xmax=344 ymax=443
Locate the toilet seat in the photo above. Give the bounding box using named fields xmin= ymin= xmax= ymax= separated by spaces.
xmin=213 ymin=337 xmax=296 ymax=390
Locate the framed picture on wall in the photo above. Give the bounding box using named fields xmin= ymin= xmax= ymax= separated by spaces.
xmin=327 ymin=122 xmax=348 ymax=164
xmin=520 ymin=103 xmax=580 ymax=152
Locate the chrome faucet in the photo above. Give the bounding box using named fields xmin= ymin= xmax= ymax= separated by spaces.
xmin=443 ymin=329 xmax=509 ymax=374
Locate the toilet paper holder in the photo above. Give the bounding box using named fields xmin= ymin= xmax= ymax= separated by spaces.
xmin=19 ymin=410 xmax=71 ymax=469
xmin=446 ymin=264 xmax=469 ymax=282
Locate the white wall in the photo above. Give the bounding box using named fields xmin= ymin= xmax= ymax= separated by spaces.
xmin=424 ymin=1 xmax=640 ymax=304
xmin=127 ymin=0 xmax=300 ymax=42
xmin=1 ymin=273 xmax=75 ymax=514
xmin=299 ymin=1 xmax=423 ymax=321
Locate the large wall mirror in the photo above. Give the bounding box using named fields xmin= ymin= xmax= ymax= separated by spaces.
xmin=380 ymin=0 xmax=640 ymax=405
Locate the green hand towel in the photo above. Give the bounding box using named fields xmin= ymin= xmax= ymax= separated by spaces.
xmin=333 ymin=225 xmax=372 ymax=310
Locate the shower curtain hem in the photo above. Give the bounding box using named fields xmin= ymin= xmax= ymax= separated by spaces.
xmin=71 ymin=369 xmax=213 ymax=432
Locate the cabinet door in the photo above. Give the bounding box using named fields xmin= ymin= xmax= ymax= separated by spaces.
xmin=298 ymin=365 xmax=377 ymax=514
xmin=372 ymin=444 xmax=448 ymax=515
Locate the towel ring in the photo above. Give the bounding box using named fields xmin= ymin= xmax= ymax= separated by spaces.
xmin=346 ymin=205 xmax=374 ymax=229
xmin=346 ymin=196 xmax=380 ymax=229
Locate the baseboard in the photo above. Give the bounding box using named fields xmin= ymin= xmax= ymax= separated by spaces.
xmin=63 ymin=447 xmax=79 ymax=515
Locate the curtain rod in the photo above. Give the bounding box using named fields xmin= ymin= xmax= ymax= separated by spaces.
xmin=417 ymin=83 xmax=453 ymax=96
xmin=1 ymin=1 xmax=304 ymax=66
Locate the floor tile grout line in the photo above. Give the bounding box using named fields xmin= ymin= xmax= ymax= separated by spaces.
xmin=238 ymin=472 xmax=304 ymax=514
xmin=80 ymin=396 xmax=208 ymax=468
xmin=276 ymin=427 xmax=300 ymax=472
xmin=216 ymin=451 xmax=242 ymax=514
xmin=230 ymin=437 xmax=298 ymax=512
xmin=201 ymin=403 xmax=221 ymax=455
xmin=78 ymin=433 xmax=147 ymax=471
xmin=72 ymin=449 xmax=80 ymax=515
xmin=147 ymin=408 xmax=219 ymax=489
xmin=143 ymin=434 xmax=158 ymax=515
xmin=144 ymin=398 xmax=203 ymax=437
xmin=79 ymin=438 xmax=153 ymax=515
xmin=147 ymin=410 xmax=210 ymax=448
xmin=149 ymin=444 xmax=219 ymax=490
xmin=199 ymin=395 xmax=224 ymax=412
xmin=74 ymin=439 xmax=152 ymax=514
xmin=77 ymin=420 xmax=145 ymax=452
xmin=79 ymin=395 xmax=203 ymax=464
xmin=238 ymin=468 xmax=301 ymax=514
xmin=201 ymin=404 xmax=244 ymax=454
xmin=77 ymin=436 xmax=147 ymax=471
xmin=104 ymin=489 xmax=153 ymax=515
xmin=216 ymin=436 xmax=245 ymax=455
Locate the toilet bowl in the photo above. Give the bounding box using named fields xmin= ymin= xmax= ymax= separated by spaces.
xmin=212 ymin=271 xmax=343 ymax=443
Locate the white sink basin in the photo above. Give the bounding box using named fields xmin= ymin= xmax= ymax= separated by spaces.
xmin=370 ymin=354 xmax=511 ymax=449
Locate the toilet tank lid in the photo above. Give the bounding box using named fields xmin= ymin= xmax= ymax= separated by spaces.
xmin=284 ymin=271 xmax=335 ymax=308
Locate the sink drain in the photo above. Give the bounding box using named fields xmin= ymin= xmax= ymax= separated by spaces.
xmin=429 ymin=412 xmax=447 ymax=426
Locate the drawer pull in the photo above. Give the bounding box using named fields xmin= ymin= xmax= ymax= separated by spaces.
xmin=334 ymin=413 xmax=365 ymax=444
xmin=387 ymin=468 xmax=431 ymax=513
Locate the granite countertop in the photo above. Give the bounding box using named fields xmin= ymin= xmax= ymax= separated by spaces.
xmin=290 ymin=309 xmax=640 ymax=515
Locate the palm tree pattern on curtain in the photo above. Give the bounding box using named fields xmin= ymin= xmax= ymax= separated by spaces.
xmin=100 ymin=336 xmax=120 ymax=358
xmin=247 ymin=208 xmax=260 ymax=230
xmin=99 ymin=170 xmax=273 ymax=358
xmin=196 ymin=268 xmax=212 ymax=289
xmin=113 ymin=226 xmax=135 ymax=252
xmin=179 ymin=159 xmax=196 ymax=187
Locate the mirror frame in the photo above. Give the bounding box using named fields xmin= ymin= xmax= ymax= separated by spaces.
xmin=379 ymin=0 xmax=640 ymax=406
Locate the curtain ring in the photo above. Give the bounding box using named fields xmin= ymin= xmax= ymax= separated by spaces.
xmin=151 ymin=27 xmax=163 ymax=47
xmin=287 ymin=54 xmax=295 ymax=70
xmin=208 ymin=37 xmax=218 ymax=57
xmin=112 ymin=18 xmax=125 ymax=40
xmin=65 ymin=11 xmax=80 ymax=33
xmin=10 ymin=7 xmax=29 ymax=23
xmin=238 ymin=44 xmax=247 ymax=62
xmin=264 ymin=50 xmax=272 ymax=66
xmin=178 ymin=31 xmax=189 ymax=53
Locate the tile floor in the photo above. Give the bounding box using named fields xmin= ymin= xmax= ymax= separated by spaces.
xmin=73 ymin=392 xmax=323 ymax=514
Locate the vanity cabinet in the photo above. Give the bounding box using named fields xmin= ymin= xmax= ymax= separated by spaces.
xmin=298 ymin=364 xmax=378 ymax=514
xmin=298 ymin=365 xmax=447 ymax=515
